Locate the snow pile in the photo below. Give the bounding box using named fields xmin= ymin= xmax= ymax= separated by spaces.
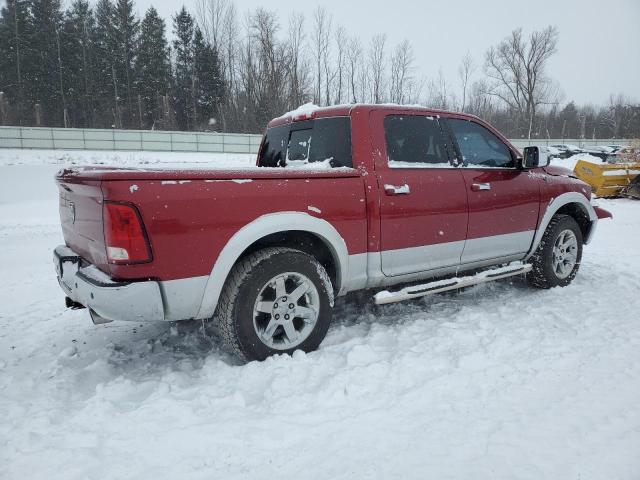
xmin=1 ymin=155 xmax=640 ymax=479
xmin=544 ymin=145 xmax=561 ymax=156
xmin=550 ymin=153 xmax=603 ymax=171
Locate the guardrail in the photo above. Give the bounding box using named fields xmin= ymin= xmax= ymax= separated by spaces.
xmin=0 ymin=126 xmax=630 ymax=155
xmin=0 ymin=127 xmax=263 ymax=154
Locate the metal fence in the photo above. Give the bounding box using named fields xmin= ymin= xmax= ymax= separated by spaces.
xmin=0 ymin=126 xmax=631 ymax=155
xmin=509 ymin=138 xmax=630 ymax=151
xmin=0 ymin=127 xmax=263 ymax=154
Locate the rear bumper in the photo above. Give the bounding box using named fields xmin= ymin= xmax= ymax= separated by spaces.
xmin=54 ymin=245 xmax=165 ymax=323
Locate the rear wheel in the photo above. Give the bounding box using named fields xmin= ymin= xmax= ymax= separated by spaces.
xmin=214 ymin=247 xmax=334 ymax=362
xmin=528 ymin=215 xmax=583 ymax=289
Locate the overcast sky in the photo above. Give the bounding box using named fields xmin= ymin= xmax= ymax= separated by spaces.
xmin=5 ymin=0 xmax=638 ymax=105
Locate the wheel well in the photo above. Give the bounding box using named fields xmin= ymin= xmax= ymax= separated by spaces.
xmin=238 ymin=231 xmax=339 ymax=291
xmin=556 ymin=203 xmax=592 ymax=242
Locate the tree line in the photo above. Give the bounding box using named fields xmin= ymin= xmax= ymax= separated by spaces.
xmin=1 ymin=0 xmax=638 ymax=138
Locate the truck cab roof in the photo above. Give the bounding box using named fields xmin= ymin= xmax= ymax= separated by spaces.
xmin=267 ymin=104 xmax=482 ymax=129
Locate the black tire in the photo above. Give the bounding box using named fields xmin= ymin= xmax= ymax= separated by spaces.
xmin=213 ymin=247 xmax=334 ymax=362
xmin=527 ymin=215 xmax=583 ymax=289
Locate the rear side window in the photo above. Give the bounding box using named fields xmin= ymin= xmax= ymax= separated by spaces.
xmin=258 ymin=117 xmax=352 ymax=168
xmin=384 ymin=115 xmax=450 ymax=168
xmin=259 ymin=125 xmax=289 ymax=167
xmin=448 ymin=118 xmax=514 ymax=168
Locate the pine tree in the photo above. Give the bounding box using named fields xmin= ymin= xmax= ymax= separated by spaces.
xmin=93 ymin=0 xmax=118 ymax=127
xmin=193 ymin=26 xmax=224 ymax=130
xmin=0 ymin=0 xmax=31 ymax=124
xmin=27 ymin=0 xmax=65 ymax=126
xmin=112 ymin=0 xmax=139 ymax=128
xmin=172 ymin=6 xmax=194 ymax=131
xmin=61 ymin=0 xmax=95 ymax=127
xmin=135 ymin=7 xmax=170 ymax=129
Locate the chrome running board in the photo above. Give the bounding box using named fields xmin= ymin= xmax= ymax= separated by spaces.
xmin=374 ymin=263 xmax=532 ymax=305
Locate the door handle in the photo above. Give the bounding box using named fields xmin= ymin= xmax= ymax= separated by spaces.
xmin=384 ymin=184 xmax=411 ymax=196
xmin=471 ymin=183 xmax=491 ymax=191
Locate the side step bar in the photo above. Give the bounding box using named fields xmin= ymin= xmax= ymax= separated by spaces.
xmin=374 ymin=263 xmax=532 ymax=305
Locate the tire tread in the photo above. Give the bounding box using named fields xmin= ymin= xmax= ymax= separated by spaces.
xmin=528 ymin=214 xmax=582 ymax=289
xmin=213 ymin=247 xmax=331 ymax=361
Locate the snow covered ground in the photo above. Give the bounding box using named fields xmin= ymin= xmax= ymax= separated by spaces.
xmin=1 ymin=150 xmax=639 ymax=479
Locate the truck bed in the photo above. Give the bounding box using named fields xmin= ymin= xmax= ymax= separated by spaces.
xmin=56 ymin=165 xmax=368 ymax=282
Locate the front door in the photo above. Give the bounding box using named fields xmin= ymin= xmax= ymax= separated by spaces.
xmin=372 ymin=111 xmax=469 ymax=276
xmin=445 ymin=117 xmax=541 ymax=265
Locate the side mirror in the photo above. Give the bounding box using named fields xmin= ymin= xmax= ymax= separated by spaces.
xmin=522 ymin=146 xmax=550 ymax=169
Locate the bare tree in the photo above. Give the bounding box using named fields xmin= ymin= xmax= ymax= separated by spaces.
xmin=484 ymin=26 xmax=559 ymax=138
xmin=346 ymin=36 xmax=363 ymax=103
xmin=369 ymin=33 xmax=387 ymax=104
xmin=322 ymin=20 xmax=335 ymax=106
xmin=286 ymin=12 xmax=309 ymax=108
xmin=458 ymin=51 xmax=476 ymax=112
xmin=195 ymin=0 xmax=228 ymax=47
xmin=467 ymin=79 xmax=494 ymax=119
xmin=221 ymin=3 xmax=239 ymax=130
xmin=389 ymin=39 xmax=414 ymax=104
xmin=333 ymin=25 xmax=347 ymax=104
xmin=426 ymin=70 xmax=449 ymax=109
xmin=311 ymin=7 xmax=331 ymax=105
xmin=599 ymin=93 xmax=632 ymax=138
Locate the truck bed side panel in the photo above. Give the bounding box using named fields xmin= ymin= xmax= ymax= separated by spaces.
xmin=100 ymin=176 xmax=368 ymax=281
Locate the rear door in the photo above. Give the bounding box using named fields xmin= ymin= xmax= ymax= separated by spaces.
xmin=371 ymin=110 xmax=468 ymax=276
xmin=445 ymin=117 xmax=541 ymax=265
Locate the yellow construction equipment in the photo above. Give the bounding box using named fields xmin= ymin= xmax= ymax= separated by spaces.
xmin=573 ymin=160 xmax=640 ymax=198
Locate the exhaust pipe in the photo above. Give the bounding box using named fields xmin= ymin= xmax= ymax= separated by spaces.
xmin=89 ymin=309 xmax=114 ymax=325
xmin=65 ymin=297 xmax=86 ymax=310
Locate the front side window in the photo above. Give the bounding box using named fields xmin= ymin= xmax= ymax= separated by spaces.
xmin=448 ymin=118 xmax=514 ymax=168
xmin=258 ymin=117 xmax=352 ymax=168
xmin=384 ymin=115 xmax=450 ymax=168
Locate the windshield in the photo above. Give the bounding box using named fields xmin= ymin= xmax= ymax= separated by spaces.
xmin=258 ymin=117 xmax=352 ymax=168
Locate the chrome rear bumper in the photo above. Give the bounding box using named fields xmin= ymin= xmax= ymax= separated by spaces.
xmin=53 ymin=245 xmax=165 ymax=323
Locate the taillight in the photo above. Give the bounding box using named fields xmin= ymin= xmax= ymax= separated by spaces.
xmin=103 ymin=202 xmax=152 ymax=264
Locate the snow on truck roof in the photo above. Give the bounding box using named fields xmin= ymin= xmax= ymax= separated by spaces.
xmin=267 ymin=103 xmax=478 ymax=128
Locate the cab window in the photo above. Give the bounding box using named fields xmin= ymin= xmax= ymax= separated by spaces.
xmin=384 ymin=115 xmax=450 ymax=168
xmin=258 ymin=117 xmax=352 ymax=168
xmin=448 ymin=118 xmax=514 ymax=168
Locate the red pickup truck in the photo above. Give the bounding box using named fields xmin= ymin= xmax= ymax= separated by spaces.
xmin=54 ymin=105 xmax=611 ymax=361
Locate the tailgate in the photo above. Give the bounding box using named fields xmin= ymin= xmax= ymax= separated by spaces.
xmin=57 ymin=174 xmax=109 ymax=272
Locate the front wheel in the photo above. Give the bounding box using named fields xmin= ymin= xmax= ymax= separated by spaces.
xmin=214 ymin=247 xmax=334 ymax=362
xmin=528 ymin=215 xmax=583 ymax=289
